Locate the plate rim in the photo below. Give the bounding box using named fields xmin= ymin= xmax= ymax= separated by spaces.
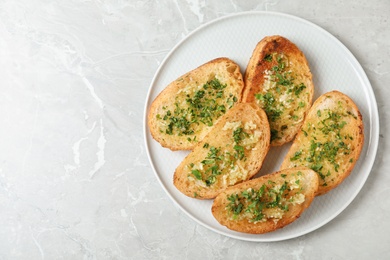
xmin=143 ymin=10 xmax=380 ymax=242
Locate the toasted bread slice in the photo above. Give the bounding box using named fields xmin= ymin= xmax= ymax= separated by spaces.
xmin=148 ymin=58 xmax=244 ymax=150
xmin=173 ymin=103 xmax=270 ymax=199
xmin=211 ymin=167 xmax=318 ymax=234
xmin=243 ymin=35 xmax=314 ymax=146
xmin=280 ymin=91 xmax=364 ymax=195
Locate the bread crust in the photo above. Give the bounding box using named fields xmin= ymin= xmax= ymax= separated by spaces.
xmin=243 ymin=35 xmax=314 ymax=146
xmin=148 ymin=58 xmax=244 ymax=150
xmin=173 ymin=103 xmax=270 ymax=199
xmin=280 ymin=90 xmax=364 ymax=195
xmin=211 ymin=167 xmax=318 ymax=234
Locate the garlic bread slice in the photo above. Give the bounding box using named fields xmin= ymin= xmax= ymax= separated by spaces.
xmin=148 ymin=58 xmax=244 ymax=150
xmin=243 ymin=35 xmax=314 ymax=146
xmin=173 ymin=103 xmax=270 ymax=199
xmin=280 ymin=91 xmax=364 ymax=195
xmin=212 ymin=167 xmax=318 ymax=234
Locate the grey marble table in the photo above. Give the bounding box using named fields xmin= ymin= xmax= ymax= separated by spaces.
xmin=0 ymin=0 xmax=389 ymax=259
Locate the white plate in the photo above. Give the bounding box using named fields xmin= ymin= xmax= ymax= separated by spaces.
xmin=143 ymin=11 xmax=379 ymax=242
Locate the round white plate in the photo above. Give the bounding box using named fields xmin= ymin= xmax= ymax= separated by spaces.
xmin=143 ymin=11 xmax=379 ymax=242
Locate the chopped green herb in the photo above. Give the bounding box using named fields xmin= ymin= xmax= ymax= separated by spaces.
xmin=227 ymin=194 xmax=243 ymax=216
xmin=158 ymin=78 xmax=229 ymax=136
xmin=290 ymin=150 xmax=302 ymax=161
xmin=191 ymin=169 xmax=202 ymax=180
xmin=347 ymin=110 xmax=358 ymax=119
xmin=226 ymin=180 xmax=295 ymax=222
xmin=205 ymin=175 xmax=217 ymax=186
xmin=264 ymin=53 xmax=273 ymax=62
xmin=233 ymin=127 xmax=249 ymax=143
xmin=233 ymin=145 xmax=245 ymax=160
xmin=255 ymin=92 xmax=283 ymax=122
xmin=189 ymin=124 xmax=252 ymax=187
xmin=271 ymin=129 xmax=279 ymax=141
xmin=310 ymin=163 xmax=323 ymax=172
xmin=293 ymin=83 xmax=306 ymax=96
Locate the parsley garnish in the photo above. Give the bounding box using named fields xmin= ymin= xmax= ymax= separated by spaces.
xmin=264 ymin=53 xmax=273 ymax=62
xmin=270 ymin=129 xmax=279 ymax=141
xmin=290 ymin=150 xmax=302 ymax=161
xmin=297 ymin=110 xmax=351 ymax=185
xmin=188 ymin=124 xmax=251 ymax=186
xmin=293 ymin=83 xmax=306 ymax=96
xmin=255 ymin=93 xmax=282 ymax=122
xmin=233 ymin=127 xmax=249 ymax=143
xmin=191 ymin=170 xmax=202 ymax=180
xmin=226 ymin=179 xmax=295 ymax=222
xmin=159 ymin=78 xmax=233 ymax=136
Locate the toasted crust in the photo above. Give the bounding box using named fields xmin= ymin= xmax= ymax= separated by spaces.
xmin=148 ymin=58 xmax=244 ymax=150
xmin=243 ymin=35 xmax=314 ymax=146
xmin=173 ymin=103 xmax=270 ymax=199
xmin=280 ymin=91 xmax=364 ymax=195
xmin=211 ymin=167 xmax=318 ymax=234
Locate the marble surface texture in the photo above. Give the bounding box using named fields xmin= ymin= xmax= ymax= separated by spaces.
xmin=0 ymin=0 xmax=389 ymax=259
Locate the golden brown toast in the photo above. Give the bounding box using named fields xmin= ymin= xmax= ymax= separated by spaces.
xmin=280 ymin=91 xmax=364 ymax=195
xmin=173 ymin=103 xmax=270 ymax=199
xmin=212 ymin=167 xmax=318 ymax=234
xmin=148 ymin=58 xmax=244 ymax=150
xmin=243 ymin=35 xmax=314 ymax=146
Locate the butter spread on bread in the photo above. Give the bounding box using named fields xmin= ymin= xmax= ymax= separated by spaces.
xmin=212 ymin=167 xmax=318 ymax=234
xmin=148 ymin=58 xmax=244 ymax=150
xmin=173 ymin=103 xmax=270 ymax=199
xmin=280 ymin=91 xmax=364 ymax=195
xmin=243 ymin=35 xmax=314 ymax=146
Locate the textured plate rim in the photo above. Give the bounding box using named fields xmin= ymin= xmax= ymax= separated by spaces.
xmin=143 ymin=11 xmax=379 ymax=242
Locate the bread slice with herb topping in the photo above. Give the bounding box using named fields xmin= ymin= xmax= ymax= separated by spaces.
xmin=280 ymin=91 xmax=364 ymax=195
xmin=242 ymin=35 xmax=314 ymax=146
xmin=211 ymin=167 xmax=318 ymax=234
xmin=173 ymin=103 xmax=270 ymax=199
xmin=148 ymin=58 xmax=244 ymax=150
